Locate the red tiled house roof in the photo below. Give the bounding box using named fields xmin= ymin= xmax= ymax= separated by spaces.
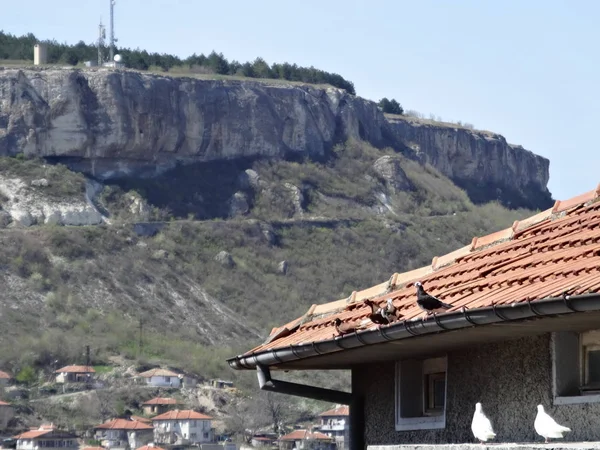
xmin=319 ymin=405 xmax=349 ymax=417
xmin=229 ymin=184 xmax=600 ymax=370
xmin=0 ymin=370 xmax=11 ymax=379
xmin=151 ymin=410 xmax=212 ymax=421
xmin=137 ymin=368 xmax=180 ymax=378
xmin=94 ymin=419 xmax=153 ymax=430
xmin=54 ymin=365 xmax=95 ymax=373
xmin=142 ymin=397 xmax=178 ymax=405
xmin=279 ymin=430 xmax=332 ymax=441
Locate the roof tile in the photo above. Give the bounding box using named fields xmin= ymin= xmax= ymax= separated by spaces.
xmin=319 ymin=405 xmax=349 ymax=417
xmin=242 ymin=185 xmax=600 ymax=357
xmin=55 ymin=365 xmax=95 ymax=374
xmin=279 ymin=430 xmax=332 ymax=441
xmin=94 ymin=419 xmax=153 ymax=430
xmin=151 ymin=409 xmax=212 ymax=421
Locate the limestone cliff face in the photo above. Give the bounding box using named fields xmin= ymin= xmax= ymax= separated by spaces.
xmin=386 ymin=115 xmax=551 ymax=205
xmin=0 ymin=67 xmax=550 ymax=206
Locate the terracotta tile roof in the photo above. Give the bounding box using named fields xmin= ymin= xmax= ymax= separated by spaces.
xmin=130 ymin=415 xmax=152 ymax=424
xmin=279 ymin=430 xmax=332 ymax=441
xmin=14 ymin=429 xmax=53 ymax=439
xmin=0 ymin=370 xmax=11 ymax=379
xmin=94 ymin=418 xmax=153 ymax=430
xmin=14 ymin=425 xmax=74 ymax=440
xmin=319 ymin=405 xmax=349 ymax=417
xmin=142 ymin=397 xmax=178 ymax=405
xmin=54 ymin=365 xmax=95 ymax=373
xmin=137 ymin=368 xmax=180 ymax=378
xmin=242 ymin=184 xmax=600 ymax=357
xmin=0 ymin=400 xmax=10 ymax=406
xmin=151 ymin=409 xmax=212 ymax=421
xmin=137 ymin=446 xmax=165 ymax=450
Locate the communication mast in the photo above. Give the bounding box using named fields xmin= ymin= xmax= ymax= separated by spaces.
xmin=97 ymin=19 xmax=106 ymax=66
xmin=109 ymin=0 xmax=117 ymax=62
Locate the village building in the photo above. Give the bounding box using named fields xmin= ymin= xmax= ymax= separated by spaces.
xmin=136 ymin=446 xmax=165 ymax=450
xmin=209 ymin=379 xmax=234 ymax=389
xmin=54 ymin=365 xmax=95 ymax=384
xmin=93 ymin=418 xmax=153 ymax=450
xmin=0 ymin=400 xmax=14 ymax=429
xmin=0 ymin=371 xmax=12 ymax=387
xmin=318 ymin=406 xmax=349 ymax=450
xmin=142 ymin=397 xmax=179 ymax=416
xmin=251 ymin=434 xmax=277 ymax=447
xmin=152 ymin=410 xmax=213 ymax=445
xmin=14 ymin=424 xmax=78 ymax=450
xmin=228 ymin=186 xmax=600 ymax=449
xmin=137 ymin=369 xmax=182 ymax=388
xmin=277 ymin=430 xmax=333 ymax=450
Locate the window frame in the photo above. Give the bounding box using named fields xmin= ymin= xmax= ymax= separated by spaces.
xmin=552 ymin=331 xmax=600 ymax=405
xmin=395 ymin=355 xmax=447 ymax=431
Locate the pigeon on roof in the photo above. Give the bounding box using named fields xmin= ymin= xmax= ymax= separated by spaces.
xmin=534 ymin=404 xmax=571 ymax=443
xmin=363 ymin=299 xmax=390 ymax=326
xmin=381 ymin=298 xmax=403 ymax=322
xmin=333 ymin=318 xmax=369 ymax=336
xmin=414 ymin=281 xmax=452 ymax=314
xmin=471 ymin=402 xmax=496 ymax=444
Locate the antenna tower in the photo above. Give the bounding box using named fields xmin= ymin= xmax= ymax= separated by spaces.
xmin=98 ymin=19 xmax=106 ymax=65
xmin=109 ymin=0 xmax=117 ymax=62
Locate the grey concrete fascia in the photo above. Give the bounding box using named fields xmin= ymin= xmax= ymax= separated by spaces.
xmin=227 ymin=293 xmax=600 ymax=371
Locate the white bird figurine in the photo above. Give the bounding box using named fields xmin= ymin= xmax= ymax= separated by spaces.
xmin=534 ymin=404 xmax=571 ymax=443
xmin=471 ymin=402 xmax=496 ymax=444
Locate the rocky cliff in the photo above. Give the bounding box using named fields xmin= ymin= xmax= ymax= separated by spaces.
xmin=0 ymin=67 xmax=551 ymax=208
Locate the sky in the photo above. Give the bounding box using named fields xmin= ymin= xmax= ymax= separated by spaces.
xmin=3 ymin=0 xmax=600 ymax=201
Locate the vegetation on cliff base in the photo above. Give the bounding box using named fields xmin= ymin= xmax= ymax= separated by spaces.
xmin=0 ymin=31 xmax=355 ymax=94
xmin=0 ymin=140 xmax=536 ymax=392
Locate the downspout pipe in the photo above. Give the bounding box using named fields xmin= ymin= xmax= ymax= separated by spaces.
xmin=257 ymin=365 xmax=352 ymax=405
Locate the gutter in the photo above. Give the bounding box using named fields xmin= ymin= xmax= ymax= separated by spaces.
xmin=228 ymin=293 xmax=600 ymax=371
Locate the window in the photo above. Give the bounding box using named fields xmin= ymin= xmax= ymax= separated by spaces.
xmin=552 ymin=330 xmax=600 ymax=404
xmin=395 ymin=356 xmax=447 ymax=431
xmin=164 ymin=376 xmax=171 ymax=382
xmin=203 ymin=433 xmax=209 ymax=439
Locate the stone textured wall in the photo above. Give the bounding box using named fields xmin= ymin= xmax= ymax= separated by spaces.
xmin=0 ymin=68 xmax=550 ymax=207
xmin=353 ymin=334 xmax=600 ymax=445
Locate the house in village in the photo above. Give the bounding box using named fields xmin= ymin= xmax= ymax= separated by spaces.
xmin=318 ymin=406 xmax=349 ymax=450
xmin=0 ymin=371 xmax=12 ymax=387
xmin=14 ymin=424 xmax=78 ymax=450
xmin=142 ymin=397 xmax=179 ymax=416
xmin=277 ymin=430 xmax=333 ymax=450
xmin=0 ymin=400 xmax=14 ymax=429
xmin=54 ymin=365 xmax=95 ymax=384
xmin=209 ymin=379 xmax=234 ymax=389
xmin=251 ymin=433 xmax=278 ymax=447
xmin=228 ymin=185 xmax=600 ymax=449
xmin=137 ymin=369 xmax=182 ymax=388
xmin=94 ymin=418 xmax=153 ymax=450
xmin=152 ymin=410 xmax=213 ymax=445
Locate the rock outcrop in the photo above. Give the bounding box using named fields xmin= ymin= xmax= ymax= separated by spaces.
xmin=386 ymin=116 xmax=551 ymax=206
xmin=0 ymin=175 xmax=103 ymax=226
xmin=0 ymin=67 xmax=551 ymax=207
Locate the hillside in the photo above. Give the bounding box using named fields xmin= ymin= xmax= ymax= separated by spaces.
xmin=0 ymin=139 xmax=537 ymax=390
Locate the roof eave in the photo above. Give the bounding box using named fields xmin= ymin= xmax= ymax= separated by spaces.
xmin=227 ymin=293 xmax=600 ymax=371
